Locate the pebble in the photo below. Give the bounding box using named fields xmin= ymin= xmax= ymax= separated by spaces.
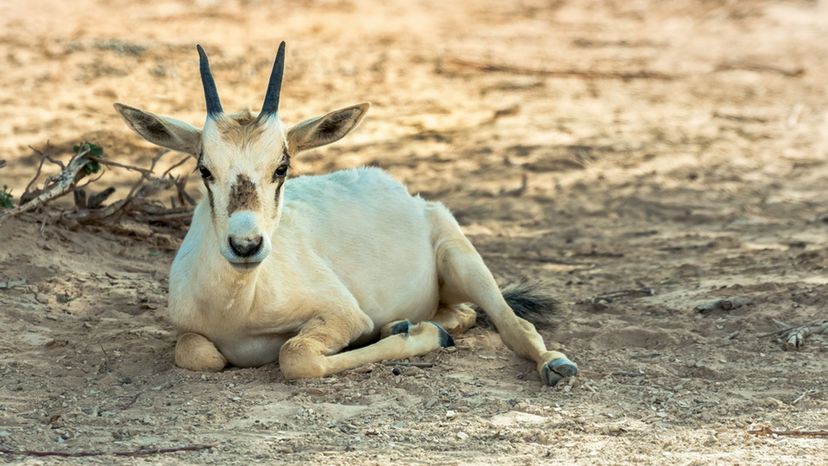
xmin=456 ymin=431 xmax=469 ymax=440
xmin=35 ymin=293 xmax=49 ymax=304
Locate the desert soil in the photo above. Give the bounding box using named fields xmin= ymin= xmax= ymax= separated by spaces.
xmin=1 ymin=0 xmax=827 ymax=464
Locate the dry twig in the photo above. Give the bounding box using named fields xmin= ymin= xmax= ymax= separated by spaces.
xmin=383 ymin=361 xmax=434 ymax=368
xmin=791 ymin=389 xmax=817 ymax=405
xmin=748 ymin=427 xmax=828 ymax=438
xmin=0 ymin=444 xmax=214 ymax=458
xmin=442 ymin=57 xmax=680 ymax=81
xmin=22 ymin=144 xmax=50 ymax=203
xmin=120 ymin=391 xmax=142 ymax=410
xmin=2 ymin=142 xmax=194 ymax=236
xmin=715 ymin=62 xmax=805 ymax=78
xmin=759 ymin=319 xmax=828 ymax=350
xmin=0 ymin=145 xmax=95 ymax=223
xmin=780 ymin=320 xmax=827 ymax=350
xmin=162 ymin=155 xmax=192 ymax=178
xmin=88 ymin=154 xmax=153 ymax=175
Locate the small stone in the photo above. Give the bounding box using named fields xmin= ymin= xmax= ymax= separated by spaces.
xmin=391 ymin=367 xmax=401 ymax=376
xmin=456 ymin=431 xmax=469 ymax=440
xmin=446 ymin=410 xmax=457 ymax=418
xmin=764 ymin=397 xmax=786 ymax=409
xmin=35 ymin=293 xmax=49 ymax=304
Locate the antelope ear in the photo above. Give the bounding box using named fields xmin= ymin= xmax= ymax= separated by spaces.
xmin=114 ymin=103 xmax=201 ymax=155
xmin=287 ymin=103 xmax=370 ymax=153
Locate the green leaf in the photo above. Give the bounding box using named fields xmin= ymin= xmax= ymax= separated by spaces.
xmin=87 ymin=143 xmax=104 ymax=157
xmin=84 ymin=160 xmax=101 ymax=175
xmin=74 ymin=141 xmax=104 ymax=175
xmin=0 ymin=185 xmax=13 ymax=209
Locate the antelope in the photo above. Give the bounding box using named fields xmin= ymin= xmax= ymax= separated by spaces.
xmin=114 ymin=42 xmax=578 ymax=386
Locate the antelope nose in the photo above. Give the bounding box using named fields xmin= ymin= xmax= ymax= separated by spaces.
xmin=228 ymin=235 xmax=263 ymax=258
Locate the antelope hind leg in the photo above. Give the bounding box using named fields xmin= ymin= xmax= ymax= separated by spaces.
xmin=428 ymin=203 xmax=578 ymax=385
xmin=175 ymin=332 xmax=227 ymax=372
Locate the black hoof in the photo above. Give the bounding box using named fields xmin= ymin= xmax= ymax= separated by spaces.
xmin=427 ymin=321 xmax=455 ymax=348
xmin=388 ymin=320 xmax=412 ymax=335
xmin=542 ymin=357 xmax=578 ymax=386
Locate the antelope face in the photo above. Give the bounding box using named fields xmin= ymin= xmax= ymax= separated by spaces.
xmin=196 ymin=112 xmax=289 ymax=267
xmin=114 ymin=42 xmax=369 ymax=271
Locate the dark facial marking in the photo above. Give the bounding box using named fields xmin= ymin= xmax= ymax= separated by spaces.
xmin=204 ymin=179 xmax=216 ymax=217
xmin=274 ymin=176 xmax=286 ymax=206
xmin=196 ymin=151 xmax=216 ymax=218
xmin=227 ymin=174 xmax=260 ymax=214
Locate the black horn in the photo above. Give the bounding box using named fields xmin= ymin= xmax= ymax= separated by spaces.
xmin=259 ymin=41 xmax=286 ymax=116
xmin=196 ymin=44 xmax=223 ymax=116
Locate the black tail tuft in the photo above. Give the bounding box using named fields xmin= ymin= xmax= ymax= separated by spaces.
xmin=476 ymin=280 xmax=558 ymax=329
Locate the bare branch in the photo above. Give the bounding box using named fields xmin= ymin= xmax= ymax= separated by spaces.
xmin=162 ymin=155 xmax=192 ymax=178
xmin=89 ymin=154 xmax=153 ymax=175
xmin=0 ymin=146 xmax=93 ymax=224
xmin=748 ymin=427 xmax=828 ymax=438
xmin=0 ymin=444 xmax=214 ymax=458
xmin=759 ymin=319 xmax=828 ymax=350
xmin=441 ymin=57 xmax=680 ymax=81
xmin=22 ymin=148 xmax=47 ymax=202
xmin=28 ymin=142 xmax=63 ymax=169
xmin=383 ymin=361 xmax=434 ymax=368
xmin=88 ymin=187 xmax=116 ymax=209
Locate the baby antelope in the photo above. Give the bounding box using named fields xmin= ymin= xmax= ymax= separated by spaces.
xmin=114 ymin=42 xmax=578 ymax=385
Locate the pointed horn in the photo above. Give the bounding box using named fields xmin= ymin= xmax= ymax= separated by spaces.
xmin=196 ymin=44 xmax=223 ymax=116
xmin=259 ymin=41 xmax=286 ymax=117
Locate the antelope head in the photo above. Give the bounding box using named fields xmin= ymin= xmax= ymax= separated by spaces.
xmin=114 ymin=42 xmax=369 ymax=270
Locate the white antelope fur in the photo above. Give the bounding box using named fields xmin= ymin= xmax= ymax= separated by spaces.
xmin=170 ymin=165 xmax=443 ymax=367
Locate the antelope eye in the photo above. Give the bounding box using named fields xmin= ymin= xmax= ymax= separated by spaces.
xmin=198 ymin=165 xmax=213 ymax=180
xmin=273 ymin=164 xmax=288 ymax=179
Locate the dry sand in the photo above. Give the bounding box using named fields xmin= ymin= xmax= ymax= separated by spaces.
xmin=0 ymin=0 xmax=826 ymax=464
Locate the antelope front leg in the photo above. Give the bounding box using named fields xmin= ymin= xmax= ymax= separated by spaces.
xmin=175 ymin=332 xmax=227 ymax=372
xmin=279 ymin=313 xmax=453 ymax=380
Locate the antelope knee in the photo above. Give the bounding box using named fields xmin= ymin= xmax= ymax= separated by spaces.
xmin=278 ymin=339 xmax=327 ymax=379
xmin=175 ymin=333 xmax=227 ymax=372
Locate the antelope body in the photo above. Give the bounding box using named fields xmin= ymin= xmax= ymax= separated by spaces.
xmin=115 ymin=42 xmax=578 ymax=385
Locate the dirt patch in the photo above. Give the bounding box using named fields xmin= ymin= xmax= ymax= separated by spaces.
xmin=1 ymin=0 xmax=827 ymax=464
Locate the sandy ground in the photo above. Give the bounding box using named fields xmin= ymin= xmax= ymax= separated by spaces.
xmin=1 ymin=0 xmax=827 ymax=464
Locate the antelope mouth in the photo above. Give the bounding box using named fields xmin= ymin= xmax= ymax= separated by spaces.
xmin=222 ymin=246 xmax=268 ymax=270
xmin=227 ymin=258 xmax=263 ymax=271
